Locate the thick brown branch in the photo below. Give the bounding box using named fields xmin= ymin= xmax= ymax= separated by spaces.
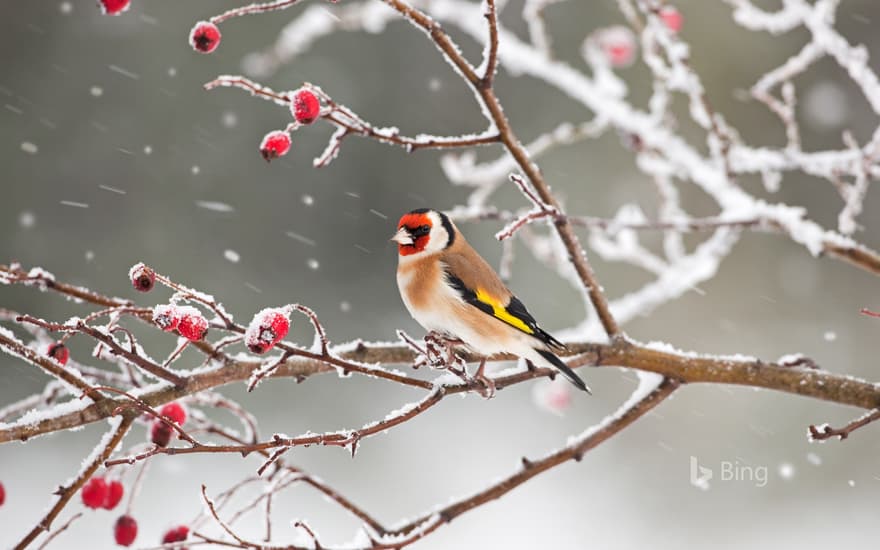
xmin=5 ymin=338 xmax=879 ymax=444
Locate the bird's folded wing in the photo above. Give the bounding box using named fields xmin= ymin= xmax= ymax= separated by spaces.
xmin=440 ymin=251 xmax=565 ymax=349
xmin=444 ymin=271 xmax=540 ymax=336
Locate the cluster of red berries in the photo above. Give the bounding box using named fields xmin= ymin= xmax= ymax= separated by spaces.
xmin=80 ymin=476 xmax=136 ymax=545
xmin=151 ymin=304 xmax=208 ymax=341
xmin=82 ymin=476 xmax=125 ymax=510
xmin=259 ymin=89 xmax=322 ymax=162
xmin=80 ymin=475 xmax=185 ymax=546
xmin=150 ymin=402 xmax=187 ymax=447
xmin=594 ymin=6 xmax=683 ymax=68
xmin=245 ymin=308 xmax=292 ymax=354
xmin=98 ymin=0 xmax=130 ymax=16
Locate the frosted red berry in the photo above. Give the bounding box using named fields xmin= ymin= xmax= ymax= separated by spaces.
xmin=47 ymin=342 xmax=70 ymax=366
xmin=596 ymin=26 xmax=636 ymax=68
xmin=660 ymin=6 xmax=683 ymax=33
xmin=0 ymin=481 xmax=6 ymax=506
xmin=99 ymin=0 xmax=130 ymax=16
xmin=129 ymin=263 xmax=155 ymax=292
xmin=162 ymin=525 xmax=189 ymax=544
xmin=260 ymin=131 xmax=291 ymax=162
xmin=190 ymin=21 xmax=221 ymax=54
xmin=160 ymin=402 xmax=187 ymax=426
xmin=152 ymin=304 xmax=181 ymax=332
xmin=82 ymin=477 xmax=109 ymax=509
xmin=245 ymin=308 xmax=291 ymax=354
xmin=292 ymin=89 xmax=320 ymax=125
xmin=150 ymin=421 xmax=173 ymax=447
xmin=103 ymin=480 xmax=124 ymax=510
xmin=177 ymin=310 xmax=208 ymax=341
xmin=115 ymin=515 xmax=138 ymax=547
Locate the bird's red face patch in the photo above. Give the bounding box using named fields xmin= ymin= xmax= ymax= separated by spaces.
xmin=395 ymin=212 xmax=433 ymax=256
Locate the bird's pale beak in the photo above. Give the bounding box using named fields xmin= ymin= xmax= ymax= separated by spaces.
xmin=390 ymin=227 xmax=413 ymax=245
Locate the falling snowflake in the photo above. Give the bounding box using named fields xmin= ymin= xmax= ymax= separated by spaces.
xmin=19 ymin=211 xmax=35 ymax=228
xmin=224 ymin=249 xmax=241 ymax=263
xmin=778 ymin=463 xmax=794 ymax=480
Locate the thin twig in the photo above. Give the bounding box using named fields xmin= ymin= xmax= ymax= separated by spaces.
xmin=809 ymin=409 xmax=880 ymax=441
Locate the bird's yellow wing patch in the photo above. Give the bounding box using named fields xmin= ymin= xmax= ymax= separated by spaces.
xmin=474 ymin=288 xmax=535 ymax=335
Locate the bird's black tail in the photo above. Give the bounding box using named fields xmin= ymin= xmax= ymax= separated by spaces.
xmin=534 ymin=349 xmax=591 ymax=394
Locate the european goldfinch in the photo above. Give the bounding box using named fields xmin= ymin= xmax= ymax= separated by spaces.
xmin=393 ymin=208 xmax=590 ymax=393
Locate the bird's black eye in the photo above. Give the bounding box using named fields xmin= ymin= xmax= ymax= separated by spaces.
xmin=411 ymin=224 xmax=431 ymax=237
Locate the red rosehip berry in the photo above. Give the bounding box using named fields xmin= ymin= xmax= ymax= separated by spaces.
xmin=0 ymin=481 xmax=6 ymax=506
xmin=596 ymin=26 xmax=636 ymax=68
xmin=177 ymin=309 xmax=208 ymax=341
xmin=190 ymin=21 xmax=221 ymax=54
xmin=98 ymin=0 xmax=130 ymax=16
xmin=260 ymin=131 xmax=291 ymax=162
xmin=162 ymin=525 xmax=189 ymax=544
xmin=47 ymin=342 xmax=70 ymax=366
xmin=129 ymin=263 xmax=155 ymax=292
xmin=152 ymin=304 xmax=181 ymax=332
xmin=292 ymin=89 xmax=320 ymax=125
xmin=150 ymin=421 xmax=173 ymax=447
xmin=82 ymin=477 xmax=109 ymax=509
xmin=660 ymin=6 xmax=683 ymax=33
xmin=103 ymin=480 xmax=124 ymax=510
xmin=245 ymin=307 xmax=291 ymax=354
xmin=114 ymin=515 xmax=138 ymax=547
xmin=160 ymin=402 xmax=187 ymax=426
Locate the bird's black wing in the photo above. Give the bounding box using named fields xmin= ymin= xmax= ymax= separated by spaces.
xmin=444 ymin=271 xmax=565 ymax=350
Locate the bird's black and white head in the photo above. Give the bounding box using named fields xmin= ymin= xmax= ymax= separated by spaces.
xmin=391 ymin=208 xmax=456 ymax=258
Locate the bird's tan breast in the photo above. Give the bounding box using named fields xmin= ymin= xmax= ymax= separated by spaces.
xmin=397 ymin=256 xmax=443 ymax=311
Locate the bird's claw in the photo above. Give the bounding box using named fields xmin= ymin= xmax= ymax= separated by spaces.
xmin=474 ymin=373 xmax=496 ymax=399
xmin=473 ymin=358 xmax=496 ymax=399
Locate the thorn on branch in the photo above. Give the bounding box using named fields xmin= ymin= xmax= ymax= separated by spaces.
xmin=293 ymin=520 xmax=324 ymax=550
